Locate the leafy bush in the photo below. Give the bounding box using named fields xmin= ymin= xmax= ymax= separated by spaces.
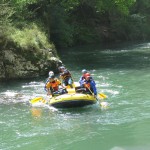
xmin=10 ymin=24 xmax=53 ymax=51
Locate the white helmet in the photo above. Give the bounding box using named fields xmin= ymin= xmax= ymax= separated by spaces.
xmin=49 ymin=71 xmax=54 ymax=76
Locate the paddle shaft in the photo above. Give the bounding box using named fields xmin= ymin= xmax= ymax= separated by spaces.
xmin=85 ymin=85 xmax=97 ymax=99
xmin=85 ymin=85 xmax=107 ymax=108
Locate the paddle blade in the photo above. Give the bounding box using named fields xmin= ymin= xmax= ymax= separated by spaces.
xmin=30 ymin=97 xmax=43 ymax=104
xmin=100 ymin=101 xmax=109 ymax=109
xmin=98 ymin=93 xmax=107 ymax=99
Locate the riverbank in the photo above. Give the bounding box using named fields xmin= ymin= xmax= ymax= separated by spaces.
xmin=0 ymin=24 xmax=62 ymax=81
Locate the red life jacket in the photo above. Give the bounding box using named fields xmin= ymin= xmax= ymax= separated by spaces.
xmin=84 ymin=82 xmax=91 ymax=89
xmin=51 ymin=81 xmax=59 ymax=91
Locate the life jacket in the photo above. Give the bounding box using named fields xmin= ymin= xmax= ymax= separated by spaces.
xmin=84 ymin=81 xmax=91 ymax=89
xmin=60 ymin=69 xmax=72 ymax=80
xmin=46 ymin=79 xmax=61 ymax=91
xmin=84 ymin=80 xmax=94 ymax=93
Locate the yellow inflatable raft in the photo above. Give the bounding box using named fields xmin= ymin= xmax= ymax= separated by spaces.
xmin=49 ymin=93 xmax=97 ymax=108
xmin=30 ymin=82 xmax=97 ymax=108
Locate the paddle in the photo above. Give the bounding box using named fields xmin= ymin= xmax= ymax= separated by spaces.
xmin=97 ymin=93 xmax=109 ymax=108
xmin=30 ymin=96 xmax=48 ymax=104
xmin=98 ymin=93 xmax=107 ymax=99
xmin=30 ymin=83 xmax=68 ymax=105
xmin=85 ymin=85 xmax=108 ymax=108
xmin=30 ymin=93 xmax=54 ymax=104
xmin=97 ymin=93 xmax=109 ymax=109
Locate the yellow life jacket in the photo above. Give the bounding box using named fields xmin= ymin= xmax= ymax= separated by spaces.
xmin=60 ymin=70 xmax=72 ymax=80
xmin=46 ymin=79 xmax=61 ymax=91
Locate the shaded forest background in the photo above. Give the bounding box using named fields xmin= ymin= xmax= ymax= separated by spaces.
xmin=0 ymin=0 xmax=150 ymax=49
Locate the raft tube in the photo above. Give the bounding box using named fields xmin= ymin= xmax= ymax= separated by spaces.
xmin=49 ymin=93 xmax=97 ymax=108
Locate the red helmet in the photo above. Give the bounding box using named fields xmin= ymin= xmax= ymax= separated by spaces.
xmin=84 ymin=73 xmax=91 ymax=78
xmin=85 ymin=76 xmax=91 ymax=80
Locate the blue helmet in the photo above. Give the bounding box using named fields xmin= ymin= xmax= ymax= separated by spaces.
xmin=59 ymin=66 xmax=65 ymax=70
xmin=82 ymin=69 xmax=87 ymax=74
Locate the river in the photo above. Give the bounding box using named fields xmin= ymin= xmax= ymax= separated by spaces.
xmin=0 ymin=42 xmax=150 ymax=150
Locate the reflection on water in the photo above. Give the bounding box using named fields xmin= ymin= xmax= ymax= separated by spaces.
xmin=31 ymin=108 xmax=43 ymax=118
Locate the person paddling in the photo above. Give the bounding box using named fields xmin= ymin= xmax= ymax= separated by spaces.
xmin=79 ymin=69 xmax=88 ymax=85
xmin=76 ymin=73 xmax=97 ymax=97
xmin=45 ymin=75 xmax=67 ymax=96
xmin=59 ymin=66 xmax=73 ymax=88
xmin=79 ymin=69 xmax=93 ymax=86
xmin=83 ymin=75 xmax=97 ymax=97
xmin=49 ymin=71 xmax=54 ymax=77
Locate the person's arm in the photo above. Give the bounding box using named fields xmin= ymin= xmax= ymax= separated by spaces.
xmin=44 ymin=84 xmax=47 ymax=92
xmin=44 ymin=78 xmax=49 ymax=91
xmin=79 ymin=76 xmax=83 ymax=86
xmin=47 ymin=88 xmax=51 ymax=95
xmin=91 ymin=81 xmax=97 ymax=96
xmin=81 ymin=79 xmax=86 ymax=87
xmin=45 ymin=82 xmax=52 ymax=95
xmin=57 ymin=79 xmax=61 ymax=85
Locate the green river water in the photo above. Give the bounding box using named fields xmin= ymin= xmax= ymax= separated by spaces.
xmin=0 ymin=42 xmax=150 ymax=150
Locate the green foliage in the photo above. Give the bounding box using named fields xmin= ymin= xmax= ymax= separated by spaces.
xmin=8 ymin=0 xmax=33 ymax=22
xmin=0 ymin=1 xmax=14 ymax=48
xmin=11 ymin=0 xmax=38 ymax=7
xmin=49 ymin=5 xmax=74 ymax=47
xmin=133 ymin=0 xmax=150 ymax=14
xmin=74 ymin=25 xmax=100 ymax=44
xmin=10 ymin=24 xmax=53 ymax=51
xmin=113 ymin=0 xmax=135 ymax=15
xmin=78 ymin=0 xmax=135 ymax=15
xmin=1 ymin=0 xmax=150 ymax=49
xmin=0 ymin=1 xmax=14 ymax=26
xmin=60 ymin=0 xmax=79 ymax=11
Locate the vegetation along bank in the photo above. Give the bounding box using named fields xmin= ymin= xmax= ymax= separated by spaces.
xmin=0 ymin=0 xmax=149 ymax=80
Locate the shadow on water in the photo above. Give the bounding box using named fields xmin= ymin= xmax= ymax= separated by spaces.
xmin=0 ymin=78 xmax=44 ymax=91
xmin=56 ymin=103 xmax=100 ymax=114
xmin=58 ymin=42 xmax=150 ymax=70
